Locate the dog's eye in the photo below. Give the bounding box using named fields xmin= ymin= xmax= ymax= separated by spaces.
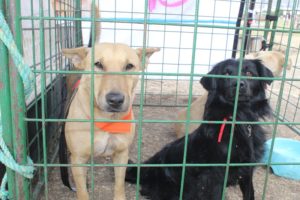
xmin=246 ymin=71 xmax=253 ymax=77
xmin=95 ymin=61 xmax=104 ymax=70
xmin=125 ymin=63 xmax=134 ymax=71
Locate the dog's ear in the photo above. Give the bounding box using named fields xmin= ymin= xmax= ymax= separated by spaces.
xmin=136 ymin=47 xmax=160 ymax=70
xmin=200 ymin=60 xmax=228 ymax=91
xmin=62 ymin=47 xmax=89 ymax=69
xmin=200 ymin=71 xmax=217 ymax=91
xmin=253 ymin=59 xmax=274 ymax=85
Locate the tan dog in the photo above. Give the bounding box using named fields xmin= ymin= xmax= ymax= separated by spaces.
xmin=175 ymin=51 xmax=292 ymax=138
xmin=61 ymin=43 xmax=159 ymax=200
xmin=245 ymin=50 xmax=292 ymax=76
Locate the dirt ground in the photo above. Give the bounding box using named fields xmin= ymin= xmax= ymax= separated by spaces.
xmin=39 ymin=32 xmax=300 ymax=200
xmin=40 ymin=88 xmax=300 ymax=200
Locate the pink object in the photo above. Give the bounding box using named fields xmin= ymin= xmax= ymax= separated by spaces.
xmin=218 ymin=117 xmax=227 ymax=143
xmin=148 ymin=0 xmax=190 ymax=12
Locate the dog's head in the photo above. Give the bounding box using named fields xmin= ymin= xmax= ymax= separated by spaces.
xmin=62 ymin=43 xmax=159 ymax=113
xmin=200 ymin=59 xmax=273 ymax=104
xmin=245 ymin=51 xmax=293 ymax=76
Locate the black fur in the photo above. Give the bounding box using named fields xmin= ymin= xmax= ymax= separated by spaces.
xmin=59 ymin=84 xmax=80 ymax=191
xmin=126 ymin=59 xmax=273 ymax=200
xmin=59 ymin=123 xmax=73 ymax=191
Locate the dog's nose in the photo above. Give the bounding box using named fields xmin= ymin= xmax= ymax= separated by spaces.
xmin=106 ymin=92 xmax=125 ymax=108
xmin=233 ymin=80 xmax=246 ymax=89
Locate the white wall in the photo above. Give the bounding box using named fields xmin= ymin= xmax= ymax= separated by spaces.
xmin=91 ymin=0 xmax=241 ymax=79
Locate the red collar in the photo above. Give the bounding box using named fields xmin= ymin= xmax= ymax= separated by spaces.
xmin=72 ymin=79 xmax=81 ymax=91
xmin=218 ymin=117 xmax=227 ymax=143
xmin=218 ymin=117 xmax=253 ymax=142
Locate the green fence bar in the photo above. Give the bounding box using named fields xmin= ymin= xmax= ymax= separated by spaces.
xmin=269 ymin=0 xmax=282 ymax=50
xmin=75 ymin=0 xmax=82 ymax=47
xmin=5 ymin=0 xmax=31 ymax=199
xmin=38 ymin=0 xmax=49 ymax=199
xmin=2 ymin=0 xmax=300 ymax=199
xmin=0 ymin=1 xmax=17 ymax=199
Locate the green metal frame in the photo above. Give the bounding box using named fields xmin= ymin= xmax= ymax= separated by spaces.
xmin=0 ymin=3 xmax=17 ymax=199
xmin=1 ymin=0 xmax=30 ymax=199
xmin=0 ymin=0 xmax=300 ymax=199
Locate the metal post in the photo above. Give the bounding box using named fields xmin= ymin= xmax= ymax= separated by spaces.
xmin=232 ymin=0 xmax=245 ymax=58
xmin=269 ymin=0 xmax=282 ymax=50
xmin=75 ymin=0 xmax=83 ymax=47
xmin=7 ymin=0 xmax=30 ymax=199
xmin=263 ymin=0 xmax=273 ymax=42
xmin=242 ymin=0 xmax=256 ymax=57
xmin=0 ymin=1 xmax=18 ymax=198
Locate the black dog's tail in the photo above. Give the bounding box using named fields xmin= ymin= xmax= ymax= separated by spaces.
xmin=59 ymin=125 xmax=74 ymax=191
xmin=59 ymin=78 xmax=80 ymax=191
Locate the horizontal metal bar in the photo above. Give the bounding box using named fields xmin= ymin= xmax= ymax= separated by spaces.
xmin=24 ymin=117 xmax=300 ymax=125
xmin=19 ymin=16 xmax=300 ymax=33
xmin=28 ymin=161 xmax=300 ymax=168
xmin=31 ymin=69 xmax=300 ymax=81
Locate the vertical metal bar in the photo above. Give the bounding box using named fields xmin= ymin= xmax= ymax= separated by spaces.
xmin=7 ymin=0 xmax=30 ymax=199
xmin=263 ymin=0 xmax=274 ymax=41
xmin=221 ymin=0 xmax=251 ymax=199
xmin=90 ymin=0 xmax=96 ymax=198
xmin=75 ymin=0 xmax=82 ymax=47
xmin=0 ymin=43 xmax=16 ymax=200
xmin=242 ymin=0 xmax=256 ymax=57
xmin=179 ymin=0 xmax=200 ymax=199
xmin=135 ymin=0 xmax=150 ymax=198
xmin=38 ymin=0 xmax=48 ymax=199
xmin=29 ymin=0 xmax=39 ymax=165
xmin=232 ymin=0 xmax=245 ymax=58
xmin=269 ymin=0 xmax=282 ymax=50
xmin=0 ymin=2 xmax=17 ymax=199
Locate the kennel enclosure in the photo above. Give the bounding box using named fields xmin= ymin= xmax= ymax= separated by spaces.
xmin=0 ymin=0 xmax=300 ymax=199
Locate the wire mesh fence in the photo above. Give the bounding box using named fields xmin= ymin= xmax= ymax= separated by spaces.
xmin=0 ymin=0 xmax=300 ymax=199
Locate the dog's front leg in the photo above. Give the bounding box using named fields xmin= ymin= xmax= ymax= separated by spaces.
xmin=238 ymin=170 xmax=255 ymax=200
xmin=71 ymin=154 xmax=90 ymax=200
xmin=112 ymin=149 xmax=129 ymax=200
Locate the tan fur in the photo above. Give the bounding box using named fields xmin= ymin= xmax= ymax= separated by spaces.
xmin=175 ymin=51 xmax=293 ymax=138
xmin=174 ymin=91 xmax=208 ymax=138
xmin=245 ymin=51 xmax=292 ymax=76
xmin=62 ymin=43 xmax=159 ymax=200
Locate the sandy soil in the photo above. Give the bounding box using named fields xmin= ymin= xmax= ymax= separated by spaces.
xmin=39 ymin=91 xmax=300 ymax=200
xmin=39 ymin=25 xmax=300 ymax=200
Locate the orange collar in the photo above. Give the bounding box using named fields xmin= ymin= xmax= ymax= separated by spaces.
xmin=72 ymin=79 xmax=133 ymax=133
xmin=91 ymin=109 xmax=133 ymax=133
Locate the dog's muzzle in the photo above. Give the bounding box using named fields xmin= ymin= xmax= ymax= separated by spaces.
xmin=105 ymin=92 xmax=125 ymax=112
xmin=228 ymin=80 xmax=250 ymax=101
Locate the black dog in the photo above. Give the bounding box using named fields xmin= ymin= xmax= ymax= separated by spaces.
xmin=126 ymin=59 xmax=273 ymax=200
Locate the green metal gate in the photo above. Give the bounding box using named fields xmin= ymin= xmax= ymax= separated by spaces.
xmin=0 ymin=0 xmax=299 ymax=199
